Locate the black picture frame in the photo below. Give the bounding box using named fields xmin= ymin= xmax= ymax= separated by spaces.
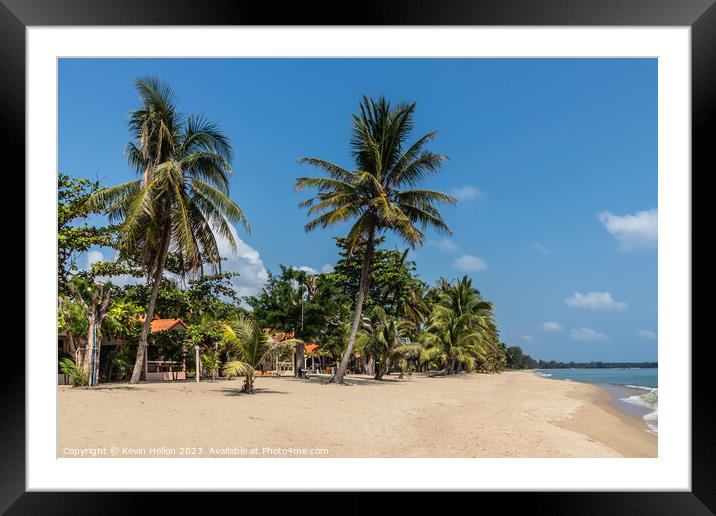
xmin=3 ymin=0 xmax=712 ymax=512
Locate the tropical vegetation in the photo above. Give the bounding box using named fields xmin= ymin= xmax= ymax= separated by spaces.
xmin=87 ymin=77 xmax=249 ymax=384
xmin=58 ymin=80 xmax=519 ymax=392
xmin=296 ymin=96 xmax=456 ymax=383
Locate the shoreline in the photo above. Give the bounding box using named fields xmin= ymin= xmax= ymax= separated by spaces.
xmin=58 ymin=371 xmax=657 ymax=458
xmin=540 ymin=376 xmax=657 ymax=458
xmin=532 ymin=370 xmax=658 ymax=437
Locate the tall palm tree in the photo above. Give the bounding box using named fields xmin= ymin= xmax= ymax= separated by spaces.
xmin=296 ymin=95 xmax=455 ymax=384
xmin=89 ymin=77 xmax=249 ymax=384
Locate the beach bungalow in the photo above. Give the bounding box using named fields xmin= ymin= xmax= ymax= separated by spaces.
xmin=57 ymin=314 xmax=189 ymax=384
xmin=304 ymin=342 xmax=331 ymax=373
xmin=139 ymin=315 xmax=189 ymax=381
xmin=255 ymin=330 xmax=330 ymax=376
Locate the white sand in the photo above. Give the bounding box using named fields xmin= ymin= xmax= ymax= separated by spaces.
xmin=58 ymin=371 xmax=656 ymax=458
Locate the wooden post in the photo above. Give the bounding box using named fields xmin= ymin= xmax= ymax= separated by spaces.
xmin=195 ymin=345 xmax=200 ymax=383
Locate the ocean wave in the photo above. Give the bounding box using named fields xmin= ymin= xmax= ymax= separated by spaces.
xmin=624 ymin=384 xmax=655 ymax=391
xmin=620 ymin=388 xmax=658 ymax=433
xmin=535 ymin=372 xmax=552 ymax=377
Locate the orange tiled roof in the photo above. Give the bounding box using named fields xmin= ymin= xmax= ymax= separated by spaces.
xmin=150 ymin=318 xmax=187 ymax=333
xmin=139 ymin=314 xmax=188 ymax=333
xmin=261 ymin=329 xmax=318 ymax=351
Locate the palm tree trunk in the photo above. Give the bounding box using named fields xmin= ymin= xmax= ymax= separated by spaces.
xmin=129 ymin=224 xmax=171 ymax=384
xmin=374 ymin=361 xmax=386 ymax=380
xmin=334 ymin=227 xmax=376 ymax=384
xmin=444 ymin=357 xmax=456 ymax=375
xmin=294 ymin=342 xmax=305 ymax=378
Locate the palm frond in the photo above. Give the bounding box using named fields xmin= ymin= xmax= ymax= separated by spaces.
xmin=297 ymin=158 xmax=354 ymax=182
xmin=190 ymin=178 xmax=250 ymax=232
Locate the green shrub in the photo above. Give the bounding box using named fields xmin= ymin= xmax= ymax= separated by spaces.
xmin=59 ymin=357 xmax=88 ymax=387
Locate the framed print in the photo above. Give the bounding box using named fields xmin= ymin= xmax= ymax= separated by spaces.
xmin=3 ymin=0 xmax=713 ymax=512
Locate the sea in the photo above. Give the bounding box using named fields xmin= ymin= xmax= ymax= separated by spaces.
xmin=535 ymin=368 xmax=658 ymax=433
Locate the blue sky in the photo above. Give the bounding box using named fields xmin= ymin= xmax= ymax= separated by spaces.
xmin=59 ymin=58 xmax=657 ymax=362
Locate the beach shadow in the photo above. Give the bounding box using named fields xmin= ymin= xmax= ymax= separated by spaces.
xmin=222 ymin=373 xmax=415 ymax=388
xmin=221 ymin=387 xmax=289 ymax=396
xmin=325 ymin=375 xmax=412 ymax=387
xmin=84 ymin=385 xmax=160 ymax=392
xmin=425 ymin=372 xmax=476 ymax=380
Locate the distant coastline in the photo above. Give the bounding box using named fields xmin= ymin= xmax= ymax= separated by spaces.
xmin=505 ymin=346 xmax=657 ymax=371
xmin=532 ymin=361 xmax=657 ymax=370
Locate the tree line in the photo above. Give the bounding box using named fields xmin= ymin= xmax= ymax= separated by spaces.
xmin=58 ymin=78 xmax=511 ymax=389
xmin=503 ymin=345 xmax=657 ymax=370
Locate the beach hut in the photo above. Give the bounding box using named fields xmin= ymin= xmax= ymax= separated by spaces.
xmin=304 ymin=342 xmax=323 ymax=372
xmin=57 ymin=314 xmax=189 ymax=384
xmin=258 ymin=330 xmax=326 ymax=376
xmin=138 ymin=315 xmax=189 ymax=381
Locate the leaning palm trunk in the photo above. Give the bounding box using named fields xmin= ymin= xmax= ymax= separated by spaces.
xmin=334 ymin=229 xmax=375 ymax=384
xmin=129 ymin=224 xmax=170 ymax=384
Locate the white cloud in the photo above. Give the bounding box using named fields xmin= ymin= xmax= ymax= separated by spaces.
xmin=429 ymin=238 xmax=460 ymax=252
xmin=542 ymin=322 xmax=563 ymax=332
xmin=454 ymin=254 xmax=488 ymax=272
xmin=293 ymin=264 xmax=337 ymax=275
xmin=521 ymin=334 xmax=535 ymax=343
xmin=532 ymin=242 xmax=550 ymax=255
xmin=451 ymin=185 xmax=484 ymax=201
xmin=86 ymin=250 xmax=104 ymax=267
xmin=571 ymin=327 xmax=608 ymax=341
xmin=598 ymin=209 xmax=657 ymax=250
xmin=216 ymin=227 xmax=269 ymax=299
xmin=83 ymin=249 xmax=139 ymax=287
xmin=638 ymin=330 xmax=657 ymax=340
xmin=565 ymin=291 xmax=628 ymax=311
xmin=80 ymin=228 xmax=270 ymax=297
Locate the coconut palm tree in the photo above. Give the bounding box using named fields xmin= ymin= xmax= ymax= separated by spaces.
xmin=296 ymin=95 xmax=455 ymax=384
xmin=356 ymin=307 xmax=415 ymax=380
xmin=399 ymin=288 xmax=430 ymax=329
xmin=221 ymin=315 xmax=301 ymax=393
xmin=89 ymin=77 xmax=249 ymax=384
xmin=423 ymin=276 xmax=498 ymax=374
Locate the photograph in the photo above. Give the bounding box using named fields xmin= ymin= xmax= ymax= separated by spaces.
xmin=2 ymin=0 xmax=710 ymax=506
xmin=56 ymin=57 xmax=658 ymax=459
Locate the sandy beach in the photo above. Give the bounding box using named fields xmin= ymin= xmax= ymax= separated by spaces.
xmin=58 ymin=371 xmax=656 ymax=458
